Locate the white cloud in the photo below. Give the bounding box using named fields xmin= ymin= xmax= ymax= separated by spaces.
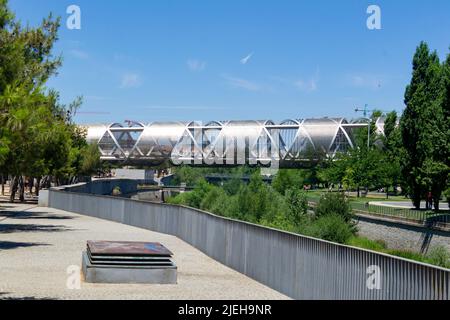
xmin=347 ymin=74 xmax=383 ymax=90
xmin=68 ymin=49 xmax=89 ymax=60
xmin=221 ymin=74 xmax=261 ymax=91
xmin=271 ymin=70 xmax=319 ymax=92
xmin=294 ymin=69 xmax=320 ymax=92
xmin=143 ymin=105 xmax=224 ymax=111
xmin=240 ymin=52 xmax=253 ymax=65
xmin=187 ymin=59 xmax=206 ymax=72
xmin=294 ymin=78 xmax=318 ymax=92
xmin=120 ymin=73 xmax=142 ymax=88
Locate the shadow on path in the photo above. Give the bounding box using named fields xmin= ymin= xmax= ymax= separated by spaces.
xmin=0 ymin=205 xmax=15 ymax=209
xmin=0 ymin=210 xmax=75 ymax=220
xmin=0 ymin=241 xmax=50 ymax=250
xmin=0 ymin=224 xmax=73 ymax=234
xmin=0 ymin=292 xmax=56 ymax=300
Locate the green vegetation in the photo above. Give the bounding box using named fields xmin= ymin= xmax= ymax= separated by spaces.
xmin=426 ymin=246 xmax=450 ymax=268
xmin=300 ymin=214 xmax=355 ymax=244
xmin=169 ymin=165 xmax=258 ymax=187
xmin=167 ymin=166 xmax=450 ymax=268
xmin=305 ymin=191 xmax=445 ymax=223
xmin=349 ymin=237 xmax=450 ymax=269
xmin=0 ymin=0 xmax=102 ymax=201
xmin=163 ymin=41 xmax=450 ymax=267
xmin=314 ymin=192 xmax=353 ymax=222
xmin=112 ymin=186 xmax=122 ymax=196
xmin=315 ymin=43 xmax=449 ymax=211
xmin=168 ymin=170 xmax=356 ymax=243
xmin=401 ymin=42 xmax=449 ymax=210
xmin=346 ymin=236 xmax=387 ymax=252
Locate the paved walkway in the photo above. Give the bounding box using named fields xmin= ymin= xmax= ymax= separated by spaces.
xmin=0 ymin=203 xmax=288 ymax=300
xmin=370 ymin=201 xmax=449 ymax=210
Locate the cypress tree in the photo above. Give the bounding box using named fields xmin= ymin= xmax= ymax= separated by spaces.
xmin=401 ymin=42 xmax=446 ymax=210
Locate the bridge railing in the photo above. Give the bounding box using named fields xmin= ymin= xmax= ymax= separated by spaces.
xmin=47 ymin=180 xmax=449 ymax=300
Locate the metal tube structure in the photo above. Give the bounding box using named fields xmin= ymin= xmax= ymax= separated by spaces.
xmin=85 ymin=117 xmax=381 ymax=168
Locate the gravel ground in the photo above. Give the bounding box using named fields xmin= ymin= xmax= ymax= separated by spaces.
xmin=0 ymin=203 xmax=288 ymax=300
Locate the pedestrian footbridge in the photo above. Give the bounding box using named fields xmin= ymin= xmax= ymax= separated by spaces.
xmin=85 ymin=117 xmax=384 ymax=167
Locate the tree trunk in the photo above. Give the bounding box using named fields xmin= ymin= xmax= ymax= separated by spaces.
xmin=36 ymin=177 xmax=41 ymax=197
xmin=412 ymin=187 xmax=421 ymax=210
xmin=19 ymin=176 xmax=25 ymax=203
xmin=386 ymin=186 xmax=389 ymax=199
xmin=1 ymin=174 xmax=4 ymax=196
xmin=10 ymin=176 xmax=18 ymax=203
xmin=41 ymin=176 xmax=47 ymax=189
xmin=357 ymin=186 xmax=360 ymax=198
xmin=40 ymin=175 xmax=51 ymax=189
xmin=433 ymin=198 xmax=440 ymax=212
xmin=433 ymin=191 xmax=441 ymax=212
xmin=29 ymin=177 xmax=34 ymax=194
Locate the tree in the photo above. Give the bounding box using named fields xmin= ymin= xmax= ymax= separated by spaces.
xmin=317 ymin=154 xmax=347 ymax=188
xmin=401 ymin=42 xmax=449 ymax=210
xmin=79 ymin=143 xmax=103 ymax=176
xmin=380 ymin=111 xmax=402 ymax=196
xmin=272 ymin=169 xmax=304 ymax=195
xmin=314 ymin=192 xmax=353 ymax=223
xmin=285 ymin=188 xmax=308 ymax=226
xmin=171 ymin=166 xmax=204 ymax=186
xmin=0 ymin=0 xmax=95 ymax=201
xmin=441 ymin=53 xmax=450 ymax=207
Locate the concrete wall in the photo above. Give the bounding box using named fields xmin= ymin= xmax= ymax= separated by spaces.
xmin=113 ymin=169 xmax=155 ymax=181
xmin=37 ymin=189 xmax=49 ymax=207
xmin=58 ymin=179 xmax=138 ymax=195
xmin=47 ymin=181 xmax=450 ymax=300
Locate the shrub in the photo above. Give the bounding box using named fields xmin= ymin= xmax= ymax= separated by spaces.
xmin=300 ymin=214 xmax=354 ymax=244
xmin=170 ymin=166 xmax=203 ymax=186
xmin=165 ymin=191 xmax=190 ymax=205
xmin=184 ymin=178 xmax=212 ymax=208
xmin=426 ymin=246 xmax=450 ymax=268
xmin=165 ymin=178 xmax=212 ymax=208
xmin=222 ymin=177 xmax=242 ymax=195
xmin=346 ymin=236 xmax=387 ymax=251
xmin=237 ymin=173 xmax=272 ymax=222
xmin=385 ymin=249 xmax=428 ymax=263
xmin=200 ymin=186 xmax=221 ymax=211
xmin=444 ymin=185 xmax=450 ymax=207
xmin=272 ymin=169 xmax=304 ymax=195
xmin=112 ymin=186 xmax=121 ymax=196
xmin=285 ymin=188 xmax=308 ymax=226
xmin=210 ymin=194 xmax=240 ymax=218
xmin=260 ymin=212 xmax=300 ymax=233
xmin=314 ymin=192 xmax=353 ymax=222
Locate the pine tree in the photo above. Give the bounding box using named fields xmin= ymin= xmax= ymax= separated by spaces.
xmin=0 ymin=0 xmax=90 ymax=201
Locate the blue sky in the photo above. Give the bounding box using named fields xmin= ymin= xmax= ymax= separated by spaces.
xmin=9 ymin=0 xmax=450 ymax=124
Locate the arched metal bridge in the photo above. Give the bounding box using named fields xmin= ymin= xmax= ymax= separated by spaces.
xmin=85 ymin=117 xmax=384 ymax=168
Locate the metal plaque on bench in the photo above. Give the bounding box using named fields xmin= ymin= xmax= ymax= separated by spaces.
xmin=82 ymin=241 xmax=177 ymax=284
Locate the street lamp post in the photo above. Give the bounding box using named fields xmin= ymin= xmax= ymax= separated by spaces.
xmin=354 ymin=104 xmax=372 ymax=150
